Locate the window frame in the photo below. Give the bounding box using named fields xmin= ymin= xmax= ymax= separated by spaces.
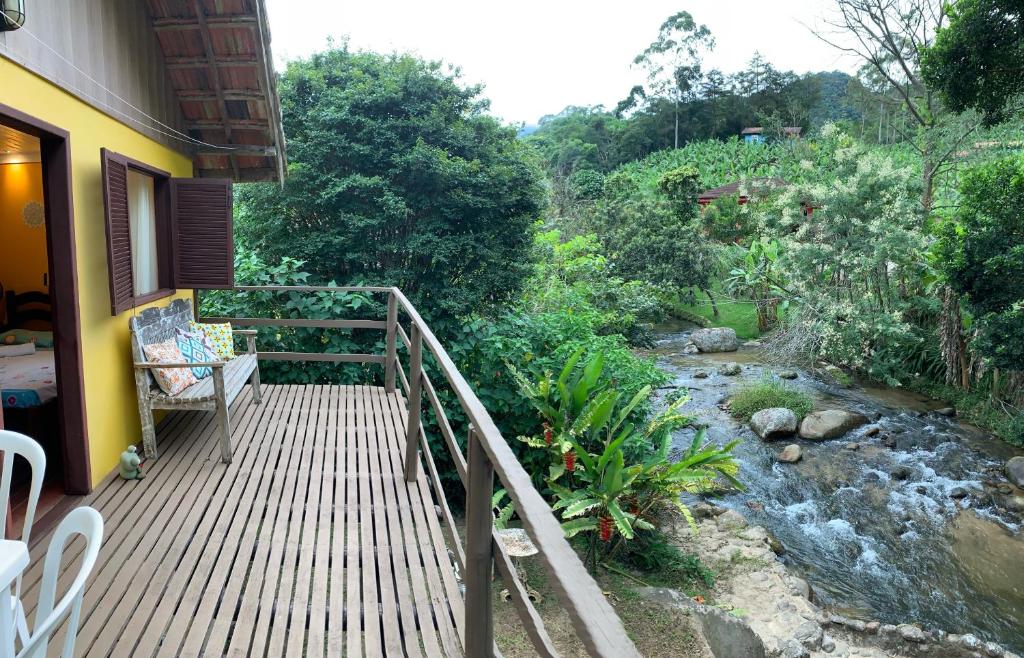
xmin=119 ymin=156 xmax=176 ymax=307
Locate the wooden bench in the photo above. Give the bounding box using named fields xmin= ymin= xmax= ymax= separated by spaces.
xmin=130 ymin=299 xmax=262 ymax=463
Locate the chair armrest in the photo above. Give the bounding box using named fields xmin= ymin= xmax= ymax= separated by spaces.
xmin=134 ymin=361 xmax=226 ymax=370
xmin=233 ymin=330 xmax=257 ymax=336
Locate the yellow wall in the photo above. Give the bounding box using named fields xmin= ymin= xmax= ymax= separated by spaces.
xmin=0 ymin=58 xmax=195 ymax=486
xmin=0 ymin=163 xmax=48 ymax=301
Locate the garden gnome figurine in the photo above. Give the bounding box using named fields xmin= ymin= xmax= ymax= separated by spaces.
xmin=119 ymin=445 xmax=145 ymax=480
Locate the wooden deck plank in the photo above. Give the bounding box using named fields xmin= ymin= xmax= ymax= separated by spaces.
xmin=301 ymin=384 xmax=338 ymax=658
xmin=42 ymin=399 xmax=257 ymax=655
xmin=21 ymin=385 xmax=465 ymax=658
xmin=327 ymin=385 xmax=347 ymax=657
xmin=382 ymin=390 xmax=465 ymax=655
xmin=344 ymin=384 xmax=363 ymax=658
xmin=226 ymin=385 xmax=317 ymax=657
xmin=365 ymin=384 xmax=431 ymax=658
xmin=164 ymin=384 xmax=306 ymax=657
xmin=357 ymin=385 xmax=385 ymax=657
xmin=274 ymin=384 xmax=328 ymax=657
xmin=198 ymin=384 xmax=305 ymax=656
xmin=362 ymin=384 xmax=405 ymax=657
xmin=211 ymin=383 xmax=308 ymax=657
xmin=106 ymin=385 xmax=288 ymax=657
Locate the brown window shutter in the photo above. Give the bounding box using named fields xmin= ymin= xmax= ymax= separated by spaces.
xmin=170 ymin=178 xmax=234 ymax=289
xmin=101 ymin=148 xmax=135 ymax=315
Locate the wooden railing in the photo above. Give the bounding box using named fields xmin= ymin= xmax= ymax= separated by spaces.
xmin=197 ymin=286 xmax=641 ymax=658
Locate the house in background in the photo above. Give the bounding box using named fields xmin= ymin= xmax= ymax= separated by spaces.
xmin=741 ymin=125 xmax=803 ymax=143
xmin=0 ymin=0 xmax=284 ymax=498
xmin=698 ymin=177 xmax=816 ymax=217
xmin=741 ymin=126 xmax=766 ymax=144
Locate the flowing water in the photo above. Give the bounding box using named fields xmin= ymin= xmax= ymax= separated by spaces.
xmin=654 ymin=325 xmax=1024 ymax=653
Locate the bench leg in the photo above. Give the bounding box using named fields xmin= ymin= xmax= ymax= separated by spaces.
xmin=250 ymin=365 xmax=263 ymax=405
xmin=217 ymin=408 xmax=232 ymax=464
xmin=213 ymin=369 xmax=232 ymax=464
xmin=141 ymin=408 xmax=158 ymax=461
xmin=135 ymin=383 xmax=158 ymax=460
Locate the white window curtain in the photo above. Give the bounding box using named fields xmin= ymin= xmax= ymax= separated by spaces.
xmin=127 ymin=170 xmax=159 ymax=296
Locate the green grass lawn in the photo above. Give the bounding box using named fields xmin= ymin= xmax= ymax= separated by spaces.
xmin=670 ymin=286 xmax=762 ymax=340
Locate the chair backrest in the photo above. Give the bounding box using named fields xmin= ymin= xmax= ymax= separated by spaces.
xmin=0 ymin=430 xmax=46 ymax=564
xmin=128 ymin=298 xmax=195 ymax=362
xmin=16 ymin=506 xmax=103 ymax=658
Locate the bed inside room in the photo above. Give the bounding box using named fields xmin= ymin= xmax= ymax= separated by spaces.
xmin=0 ymin=124 xmax=65 ymax=508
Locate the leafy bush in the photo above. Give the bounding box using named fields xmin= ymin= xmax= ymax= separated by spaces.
xmin=521 ymin=230 xmax=665 ymax=345
xmin=729 ymin=377 xmax=814 ymax=421
xmin=937 ymin=155 xmax=1024 ymax=371
xmin=512 ymin=350 xmax=742 ymax=571
xmin=201 ymin=249 xmax=383 ymax=384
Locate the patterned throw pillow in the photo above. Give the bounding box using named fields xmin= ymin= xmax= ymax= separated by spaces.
xmin=188 ymin=321 xmax=235 ymax=360
xmin=143 ymin=339 xmax=198 ymax=395
xmin=174 ymin=330 xmax=218 ymax=379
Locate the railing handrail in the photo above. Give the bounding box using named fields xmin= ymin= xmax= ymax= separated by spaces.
xmin=196 ymin=285 xmax=642 ymax=658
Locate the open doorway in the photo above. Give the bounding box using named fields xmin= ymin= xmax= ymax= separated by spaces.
xmin=0 ymin=105 xmax=90 ymax=535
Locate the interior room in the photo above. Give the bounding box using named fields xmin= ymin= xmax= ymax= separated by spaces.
xmin=0 ymin=123 xmax=64 ymax=520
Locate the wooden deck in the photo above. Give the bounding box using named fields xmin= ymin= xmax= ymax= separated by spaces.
xmin=20 ymin=384 xmax=466 ymax=658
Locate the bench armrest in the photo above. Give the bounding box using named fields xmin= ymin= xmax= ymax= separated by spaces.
xmin=234 ymin=329 xmax=258 ymax=355
xmin=134 ymin=361 xmax=226 ymax=370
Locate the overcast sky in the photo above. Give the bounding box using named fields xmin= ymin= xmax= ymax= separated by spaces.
xmin=263 ymin=1 xmax=859 ymax=126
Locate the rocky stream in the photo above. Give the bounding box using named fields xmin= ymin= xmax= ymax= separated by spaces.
xmin=652 ymin=323 xmax=1024 ymax=658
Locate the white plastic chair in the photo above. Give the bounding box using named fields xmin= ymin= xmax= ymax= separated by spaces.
xmin=15 ymin=506 xmax=103 ymax=658
xmin=0 ymin=430 xmax=46 ymax=642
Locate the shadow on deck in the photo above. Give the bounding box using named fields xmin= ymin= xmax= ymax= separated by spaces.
xmin=20 ymin=384 xmax=464 ymax=657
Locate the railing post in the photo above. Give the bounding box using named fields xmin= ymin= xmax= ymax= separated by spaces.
xmin=464 ymin=425 xmax=495 ymax=657
xmin=403 ymin=323 xmax=423 ymax=482
xmin=384 ymin=291 xmax=398 ymax=393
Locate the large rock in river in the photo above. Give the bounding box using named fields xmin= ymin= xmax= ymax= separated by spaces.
xmin=750 ymin=408 xmax=798 ymax=440
xmin=798 ymin=410 xmax=869 ymax=440
xmin=689 ymin=327 xmax=739 ymax=353
xmin=1006 ymin=456 xmax=1024 ymax=488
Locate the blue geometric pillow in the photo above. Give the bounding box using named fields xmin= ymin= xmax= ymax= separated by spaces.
xmin=174 ymin=331 xmax=217 ymax=379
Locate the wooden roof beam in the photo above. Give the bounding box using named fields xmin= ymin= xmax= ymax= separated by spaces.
xmin=154 ymin=15 xmax=257 ymax=30
xmin=196 ymin=146 xmax=278 ymax=157
xmin=192 ymin=0 xmax=239 ymax=180
xmin=166 ymin=55 xmax=258 ymax=70
xmin=177 ymin=90 xmax=266 ymax=101
xmin=187 ymin=118 xmax=269 ymax=130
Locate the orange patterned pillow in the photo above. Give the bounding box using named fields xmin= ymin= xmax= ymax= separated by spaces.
xmin=143 ymin=339 xmax=198 ymax=395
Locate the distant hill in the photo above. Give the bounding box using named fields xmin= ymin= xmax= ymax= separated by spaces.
xmin=517 ymin=124 xmax=539 ymax=137
xmin=805 ymin=71 xmax=861 ymax=126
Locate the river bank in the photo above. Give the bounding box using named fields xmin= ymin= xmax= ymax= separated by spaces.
xmin=649 ymin=325 xmax=1024 ymax=656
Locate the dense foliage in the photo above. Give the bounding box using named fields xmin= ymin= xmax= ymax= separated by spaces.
xmin=922 ymin=0 xmax=1024 ymax=126
xmin=235 ymin=46 xmax=544 ymax=322
xmin=937 ymin=156 xmax=1024 ymax=371
xmin=512 ymin=351 xmax=741 ymax=569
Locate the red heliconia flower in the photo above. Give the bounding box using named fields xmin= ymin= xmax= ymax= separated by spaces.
xmin=563 ymin=450 xmax=576 ymax=472
xmin=598 ymin=516 xmax=613 ymax=542
xmin=543 ymin=424 xmax=553 ymax=446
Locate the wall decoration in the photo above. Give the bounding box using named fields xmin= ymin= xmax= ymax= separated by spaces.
xmin=22 ymin=200 xmax=44 ymax=228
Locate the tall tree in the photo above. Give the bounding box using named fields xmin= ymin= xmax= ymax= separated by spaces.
xmin=816 ymin=0 xmax=976 ymax=212
xmin=235 ymin=47 xmax=545 ymax=322
xmin=922 ymin=0 xmax=1024 ymax=126
xmin=815 ymin=0 xmax=979 ymax=388
xmin=631 ymin=11 xmax=714 ymax=148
